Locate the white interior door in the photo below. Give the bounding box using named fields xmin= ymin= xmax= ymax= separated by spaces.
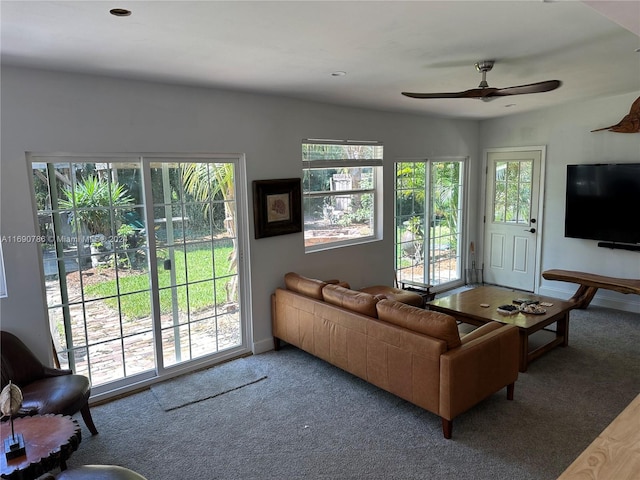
xmin=483 ymin=148 xmax=543 ymax=292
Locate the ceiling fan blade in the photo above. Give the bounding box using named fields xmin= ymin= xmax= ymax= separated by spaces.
xmin=403 ymin=58 xmax=561 ymax=101
xmin=402 ymin=91 xmax=468 ymax=99
xmin=403 ymin=81 xmax=560 ymax=100
xmin=402 ymin=88 xmax=501 ymax=99
xmin=487 ymin=80 xmax=562 ymax=97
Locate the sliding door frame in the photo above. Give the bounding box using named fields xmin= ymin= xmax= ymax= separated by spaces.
xmin=27 ymin=152 xmax=253 ymax=403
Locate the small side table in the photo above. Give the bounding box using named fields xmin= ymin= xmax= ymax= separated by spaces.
xmin=1 ymin=414 xmax=81 ymax=480
xmin=399 ymin=280 xmax=435 ymax=304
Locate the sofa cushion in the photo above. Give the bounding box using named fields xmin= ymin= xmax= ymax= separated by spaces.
xmin=376 ymin=299 xmax=461 ymax=349
xmin=284 ymin=272 xmax=327 ymax=300
xmin=359 ymin=285 xmax=424 ymax=307
xmin=322 ymin=284 xmax=380 ymax=318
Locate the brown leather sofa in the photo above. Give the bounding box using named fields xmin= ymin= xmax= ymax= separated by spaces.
xmin=271 ymin=272 xmax=520 ymax=439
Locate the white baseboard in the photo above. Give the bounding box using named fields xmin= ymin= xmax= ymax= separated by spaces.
xmin=253 ymin=336 xmax=275 ymax=354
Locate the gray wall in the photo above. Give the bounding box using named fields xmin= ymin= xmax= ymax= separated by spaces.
xmin=1 ymin=66 xmax=638 ymax=364
xmin=480 ymin=91 xmax=640 ymax=310
xmin=0 ymin=66 xmax=480 ymax=361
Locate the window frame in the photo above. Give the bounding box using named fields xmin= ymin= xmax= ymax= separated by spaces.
xmin=302 ymin=139 xmax=383 ymax=253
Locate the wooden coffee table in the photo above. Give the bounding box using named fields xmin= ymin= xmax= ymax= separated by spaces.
xmin=1 ymin=414 xmax=81 ymax=480
xmin=428 ymin=286 xmax=574 ymax=372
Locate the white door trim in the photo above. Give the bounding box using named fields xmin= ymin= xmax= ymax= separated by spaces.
xmin=481 ymin=146 xmax=546 ymax=292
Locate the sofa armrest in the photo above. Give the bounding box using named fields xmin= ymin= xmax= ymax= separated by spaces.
xmin=460 ymin=321 xmax=503 ymax=344
xmin=439 ymin=324 xmax=519 ymax=420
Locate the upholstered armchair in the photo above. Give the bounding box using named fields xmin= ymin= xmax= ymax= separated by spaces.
xmin=0 ymin=330 xmax=98 ymax=435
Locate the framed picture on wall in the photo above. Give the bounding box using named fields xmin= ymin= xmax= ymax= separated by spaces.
xmin=252 ymin=178 xmax=302 ymax=239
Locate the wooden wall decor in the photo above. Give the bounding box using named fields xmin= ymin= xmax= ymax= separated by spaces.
xmin=591 ymin=96 xmax=640 ymax=133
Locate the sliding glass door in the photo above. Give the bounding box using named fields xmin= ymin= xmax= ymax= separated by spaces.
xmin=30 ymin=154 xmax=249 ymax=396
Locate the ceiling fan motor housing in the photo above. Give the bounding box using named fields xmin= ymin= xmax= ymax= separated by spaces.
xmin=475 ymin=60 xmax=494 ymax=73
xmin=475 ymin=60 xmax=494 ymax=88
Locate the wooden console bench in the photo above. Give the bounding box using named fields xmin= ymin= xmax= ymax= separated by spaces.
xmin=557 ymin=393 xmax=640 ymax=479
xmin=542 ymin=269 xmax=640 ymax=309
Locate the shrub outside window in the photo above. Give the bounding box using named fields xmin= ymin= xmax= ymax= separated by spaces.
xmin=302 ymin=140 xmax=383 ymax=252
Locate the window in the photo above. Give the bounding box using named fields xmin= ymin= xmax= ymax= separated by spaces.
xmin=493 ymin=160 xmax=532 ymax=224
xmin=302 ymin=140 xmax=383 ymax=251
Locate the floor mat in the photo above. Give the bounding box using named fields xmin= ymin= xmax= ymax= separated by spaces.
xmin=150 ymin=358 xmax=267 ymax=411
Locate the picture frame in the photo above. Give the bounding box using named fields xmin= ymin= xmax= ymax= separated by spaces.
xmin=252 ymin=178 xmax=302 ymax=239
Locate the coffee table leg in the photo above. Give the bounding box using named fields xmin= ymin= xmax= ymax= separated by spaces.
xmin=557 ymin=313 xmax=569 ymax=347
xmin=520 ymin=331 xmax=529 ymax=373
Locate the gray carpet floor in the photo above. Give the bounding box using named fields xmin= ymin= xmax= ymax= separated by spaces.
xmin=65 ymin=306 xmax=639 ymax=480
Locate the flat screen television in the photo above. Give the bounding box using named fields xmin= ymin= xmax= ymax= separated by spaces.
xmin=565 ymin=163 xmax=640 ymax=244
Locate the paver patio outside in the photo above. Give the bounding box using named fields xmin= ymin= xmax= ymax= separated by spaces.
xmin=46 ymin=275 xmax=241 ymax=387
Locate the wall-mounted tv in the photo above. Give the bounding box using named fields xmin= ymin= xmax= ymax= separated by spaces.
xmin=565 ymin=163 xmax=640 ymax=244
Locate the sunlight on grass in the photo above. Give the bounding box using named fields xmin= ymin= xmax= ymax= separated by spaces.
xmin=85 ymin=246 xmax=234 ymax=319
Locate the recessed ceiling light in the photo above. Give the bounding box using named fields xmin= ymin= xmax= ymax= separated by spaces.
xmin=505 ymin=104 xmax=516 ymax=108
xmin=110 ymin=8 xmax=131 ymax=17
xmin=331 ymin=71 xmax=347 ymax=77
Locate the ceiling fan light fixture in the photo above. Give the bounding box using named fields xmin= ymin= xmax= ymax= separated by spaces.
xmin=331 ymin=71 xmax=347 ymax=77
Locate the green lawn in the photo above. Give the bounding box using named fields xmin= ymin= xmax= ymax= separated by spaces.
xmin=85 ymin=246 xmax=234 ymax=319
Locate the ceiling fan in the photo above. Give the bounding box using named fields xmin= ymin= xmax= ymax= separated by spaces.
xmin=402 ymin=60 xmax=561 ymax=101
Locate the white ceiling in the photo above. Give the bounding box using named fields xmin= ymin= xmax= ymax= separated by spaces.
xmin=2 ymin=1 xmax=639 ymax=120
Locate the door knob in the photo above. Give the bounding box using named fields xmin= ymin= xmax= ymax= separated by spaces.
xmin=524 ymin=228 xmax=536 ymax=233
